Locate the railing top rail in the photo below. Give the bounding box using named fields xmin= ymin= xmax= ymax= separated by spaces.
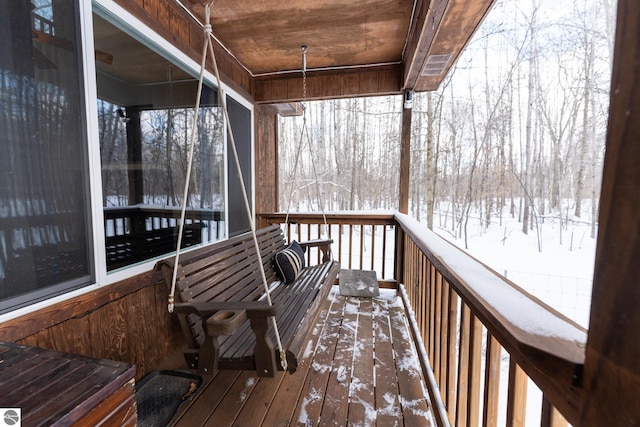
xmin=258 ymin=211 xmax=397 ymax=225
xmin=395 ymin=213 xmax=587 ymax=363
xmin=103 ymin=204 xmax=223 ymax=219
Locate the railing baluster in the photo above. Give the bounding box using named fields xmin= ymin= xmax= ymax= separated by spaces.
xmin=482 ymin=334 xmax=501 ymax=427
xmin=412 ymin=241 xmax=419 ymax=332
xmin=434 ymin=270 xmax=443 ymax=384
xmin=348 ymin=224 xmax=353 ymax=269
xmin=306 ymin=223 xmax=313 ymax=264
xmin=446 ymin=288 xmax=460 ymax=424
xmin=467 ymin=314 xmax=483 ymax=427
xmin=439 ymin=275 xmax=449 ymax=396
xmin=370 ymin=225 xmax=376 ymax=272
xmin=338 ymin=223 xmax=343 ymax=265
xmin=381 ymin=225 xmax=387 ymax=279
xmin=429 ymin=262 xmax=436 ymax=368
xmin=506 ymin=360 xmax=528 ymax=427
xmin=359 ymin=224 xmax=364 ymax=270
xmin=456 ymin=303 xmax=472 ymax=427
xmin=541 ymin=396 xmax=569 ymax=427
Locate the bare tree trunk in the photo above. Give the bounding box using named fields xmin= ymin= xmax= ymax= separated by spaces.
xmin=412 ymin=99 xmax=422 ymax=219
xmin=426 ymin=92 xmax=435 ymax=229
xmin=602 ymin=0 xmax=616 ymax=70
xmin=590 ymin=87 xmax=599 ymax=239
xmin=575 ymin=37 xmax=593 ymax=218
xmin=522 ymin=84 xmax=533 ymax=234
xmin=522 ymin=7 xmax=537 ymax=235
xmin=349 ymin=99 xmax=358 ymax=210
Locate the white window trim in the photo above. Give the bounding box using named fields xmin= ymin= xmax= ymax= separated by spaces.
xmin=0 ymin=0 xmax=255 ymax=322
xmin=93 ymin=0 xmax=254 ymax=285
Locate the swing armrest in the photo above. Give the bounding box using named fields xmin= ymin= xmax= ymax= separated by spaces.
xmin=175 ymin=302 xmax=282 ymax=336
xmin=299 ymin=239 xmax=333 ymax=263
xmin=173 ymin=301 xmax=280 ymax=318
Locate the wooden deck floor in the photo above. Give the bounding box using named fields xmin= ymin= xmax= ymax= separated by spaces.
xmin=169 ymin=288 xmax=434 ymax=426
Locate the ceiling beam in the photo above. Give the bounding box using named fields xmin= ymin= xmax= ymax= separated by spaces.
xmin=416 ymin=0 xmax=496 ymax=91
xmin=403 ymin=0 xmax=497 ymax=92
xmin=402 ymin=0 xmax=449 ymax=91
xmin=253 ymin=64 xmax=403 ymax=104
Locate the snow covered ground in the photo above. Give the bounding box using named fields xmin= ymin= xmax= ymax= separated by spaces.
xmin=433 ymin=210 xmax=596 ymax=330
xmin=289 ymin=207 xmax=595 ymax=329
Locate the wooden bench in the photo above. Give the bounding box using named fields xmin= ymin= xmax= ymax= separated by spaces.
xmin=156 ymin=224 xmax=339 ymax=377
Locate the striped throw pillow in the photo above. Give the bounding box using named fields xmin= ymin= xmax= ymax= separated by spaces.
xmin=274 ymin=241 xmax=305 ymax=284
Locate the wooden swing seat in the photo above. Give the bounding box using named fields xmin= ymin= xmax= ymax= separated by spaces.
xmin=156 ymin=224 xmax=339 ymax=377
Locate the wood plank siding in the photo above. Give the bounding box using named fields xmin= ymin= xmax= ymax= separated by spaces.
xmin=0 ymin=273 xmax=182 ymax=382
xmin=170 ymin=290 xmax=434 ymax=426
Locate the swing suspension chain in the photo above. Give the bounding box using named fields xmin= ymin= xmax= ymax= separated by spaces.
xmin=301 ymin=46 xmax=329 ymax=234
xmin=169 ymin=1 xmax=288 ymax=371
xmin=284 ymin=46 xmax=308 ymax=228
xmin=284 ymin=45 xmax=331 ymax=242
xmin=302 ymin=45 xmax=307 ymax=106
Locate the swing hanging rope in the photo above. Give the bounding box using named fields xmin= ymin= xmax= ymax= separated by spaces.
xmin=168 ymin=2 xmax=288 ymax=371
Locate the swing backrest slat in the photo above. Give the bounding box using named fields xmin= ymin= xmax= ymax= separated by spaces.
xmin=159 ymin=225 xmax=285 ymax=346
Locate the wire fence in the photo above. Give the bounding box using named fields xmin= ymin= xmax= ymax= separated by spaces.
xmin=503 ymin=270 xmax=592 ymax=329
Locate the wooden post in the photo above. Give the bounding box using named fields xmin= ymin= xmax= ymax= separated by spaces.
xmin=125 ymin=107 xmax=144 ymax=255
xmin=394 ymin=225 xmax=405 ymax=286
xmin=399 ymin=91 xmax=412 ymax=214
xmin=126 ymin=107 xmax=143 ymax=205
xmin=580 ymin=1 xmax=640 ymax=425
xmin=255 ymin=105 xmax=279 ymax=221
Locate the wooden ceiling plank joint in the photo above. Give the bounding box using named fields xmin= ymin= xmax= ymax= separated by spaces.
xmin=417 ymin=0 xmax=497 ymax=91
xmin=402 ymin=0 xmax=449 ymax=90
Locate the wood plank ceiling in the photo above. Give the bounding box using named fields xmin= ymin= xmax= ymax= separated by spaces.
xmin=188 ymin=0 xmax=414 ymax=75
xmin=183 ymin=0 xmax=497 ymax=98
xmin=92 ymin=0 xmax=496 ymax=104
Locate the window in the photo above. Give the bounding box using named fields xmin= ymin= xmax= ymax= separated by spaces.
xmin=94 ymin=15 xmax=226 ymax=270
xmin=0 ymin=1 xmax=92 ymax=313
xmin=226 ymin=95 xmax=252 ymax=237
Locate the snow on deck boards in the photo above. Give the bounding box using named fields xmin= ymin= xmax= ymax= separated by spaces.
xmin=170 ymin=288 xmax=434 ymax=426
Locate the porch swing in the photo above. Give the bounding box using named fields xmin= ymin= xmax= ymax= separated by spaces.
xmin=155 ymin=3 xmax=340 ymax=378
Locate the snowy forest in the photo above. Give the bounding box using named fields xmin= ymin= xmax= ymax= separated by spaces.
xmin=278 ymin=0 xmax=615 ymax=250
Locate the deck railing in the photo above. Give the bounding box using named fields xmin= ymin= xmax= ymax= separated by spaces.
xmin=104 ymin=205 xmax=224 ymax=270
xmin=258 ymin=212 xmax=399 ymax=287
xmin=259 ymin=211 xmax=586 ymax=427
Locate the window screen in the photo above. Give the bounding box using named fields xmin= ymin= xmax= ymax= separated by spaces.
xmin=0 ymin=0 xmax=92 ymax=313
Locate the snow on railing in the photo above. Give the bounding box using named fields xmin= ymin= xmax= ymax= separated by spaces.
xmin=395 ymin=212 xmax=583 ymax=427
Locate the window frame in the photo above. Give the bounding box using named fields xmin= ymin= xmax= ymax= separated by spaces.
xmin=0 ymin=0 xmax=255 ymax=321
xmin=92 ymin=0 xmax=254 ymax=285
xmin=0 ymin=0 xmax=95 ymax=315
